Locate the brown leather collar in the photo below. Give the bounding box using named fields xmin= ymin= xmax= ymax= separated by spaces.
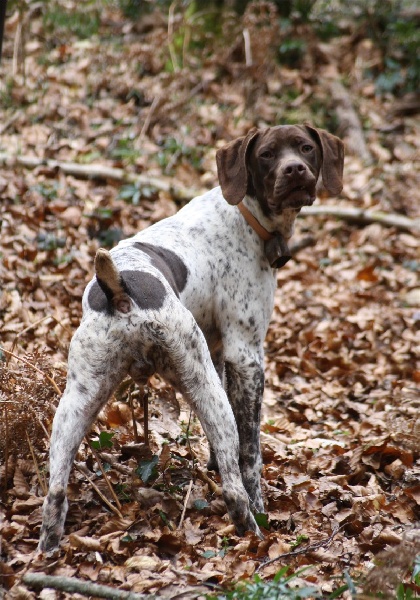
xmin=237 ymin=201 xmax=274 ymax=241
xmin=237 ymin=201 xmax=292 ymax=268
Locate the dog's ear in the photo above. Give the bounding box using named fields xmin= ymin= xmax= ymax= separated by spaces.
xmin=304 ymin=125 xmax=344 ymax=196
xmin=216 ymin=128 xmax=259 ymax=205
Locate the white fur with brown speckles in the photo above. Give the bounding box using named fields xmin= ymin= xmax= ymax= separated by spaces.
xmin=39 ymin=125 xmax=344 ymax=553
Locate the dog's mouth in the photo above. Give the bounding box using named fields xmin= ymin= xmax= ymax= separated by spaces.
xmin=271 ymin=184 xmax=316 ymax=213
xmin=286 ymin=185 xmax=316 ymax=208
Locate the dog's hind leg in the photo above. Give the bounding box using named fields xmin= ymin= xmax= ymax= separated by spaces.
xmin=154 ymin=306 xmax=261 ymax=538
xmin=38 ymin=319 xmax=131 ymax=553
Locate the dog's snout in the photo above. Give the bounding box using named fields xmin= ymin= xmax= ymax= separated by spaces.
xmin=282 ymin=161 xmax=307 ymax=177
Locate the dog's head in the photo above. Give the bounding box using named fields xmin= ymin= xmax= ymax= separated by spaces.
xmin=216 ymin=124 xmax=344 ymax=214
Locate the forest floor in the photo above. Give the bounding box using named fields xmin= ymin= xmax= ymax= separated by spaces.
xmin=0 ymin=2 xmax=419 ymax=598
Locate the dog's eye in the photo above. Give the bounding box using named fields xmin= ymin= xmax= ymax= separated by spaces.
xmin=259 ymin=150 xmax=274 ymax=159
xmin=301 ymin=144 xmax=313 ymax=153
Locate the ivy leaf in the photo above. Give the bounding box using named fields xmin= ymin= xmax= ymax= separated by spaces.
xmin=255 ymin=512 xmax=269 ymax=529
xmin=136 ymin=455 xmax=159 ymax=483
xmin=193 ymin=499 xmax=209 ymax=510
xmin=90 ymin=431 xmax=115 ymax=450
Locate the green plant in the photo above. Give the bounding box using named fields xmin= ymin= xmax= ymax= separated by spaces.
xmin=314 ymin=0 xmax=420 ymax=95
xmin=43 ymin=2 xmax=100 ymax=40
xmin=202 ymin=536 xmax=232 ymax=560
xmin=156 ymin=136 xmax=204 ymax=175
xmin=210 ymin=566 xmax=321 ymax=599
xmin=255 ymin=513 xmax=270 ymax=529
xmin=395 ymin=555 xmax=420 ymax=600
xmin=36 ymin=232 xmax=66 ymax=252
xmin=110 ymin=138 xmax=141 ymax=163
xmin=118 ymin=182 xmax=156 ymax=205
xmin=0 ymin=76 xmax=15 ymax=109
xmin=136 ymin=454 xmax=159 ymax=483
xmin=91 ymin=430 xmax=115 ymax=450
xmin=114 ymin=483 xmax=132 ymax=502
xmin=290 ymin=534 xmax=309 ymax=550
xmin=278 ymin=38 xmax=307 ymax=67
xmin=33 ymin=182 xmax=59 ymax=200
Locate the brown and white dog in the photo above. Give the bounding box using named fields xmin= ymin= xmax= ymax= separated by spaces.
xmin=39 ymin=124 xmax=344 ymax=553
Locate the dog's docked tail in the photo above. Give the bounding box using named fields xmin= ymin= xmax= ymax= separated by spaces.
xmin=94 ymin=248 xmax=131 ymax=313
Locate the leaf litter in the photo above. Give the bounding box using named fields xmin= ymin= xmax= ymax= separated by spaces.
xmin=0 ymin=1 xmax=419 ymax=598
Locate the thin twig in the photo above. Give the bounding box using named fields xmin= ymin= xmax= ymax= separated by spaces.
xmin=3 ymin=403 xmax=9 ymax=495
xmin=1 ymin=347 xmax=62 ymax=395
xmin=256 ymin=523 xmax=344 ymax=572
xmin=167 ymin=0 xmax=180 ymax=72
xmin=194 ymin=466 xmax=221 ymax=495
xmin=90 ymin=447 xmax=122 ymax=512
xmin=168 ymin=0 xmax=179 ymax=73
xmin=142 ymin=387 xmax=149 ymax=446
xmin=178 ymin=479 xmax=193 ymax=529
xmin=243 ymin=28 xmax=252 ymax=66
xmin=26 ymin=430 xmax=47 ymax=496
xmin=12 ymin=15 xmax=22 ymax=77
xmin=185 ymin=410 xmax=195 ymax=469
xmin=137 ymin=94 xmax=161 ymax=146
xmin=180 ymin=418 xmax=221 ymax=495
xmin=128 ymin=386 xmax=139 ymax=443
xmin=74 ymin=463 xmax=124 ymax=520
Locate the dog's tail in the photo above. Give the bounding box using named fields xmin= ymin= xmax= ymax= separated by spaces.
xmin=95 ymin=249 xmax=131 ymax=313
xmin=95 ymin=248 xmax=124 ymax=295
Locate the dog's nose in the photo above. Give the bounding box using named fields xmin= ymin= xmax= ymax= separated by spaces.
xmin=282 ymin=161 xmax=307 ymax=177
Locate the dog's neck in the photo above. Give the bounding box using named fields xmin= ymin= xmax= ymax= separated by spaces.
xmin=241 ymin=195 xmax=298 ymax=241
xmin=238 ymin=196 xmax=293 ymax=269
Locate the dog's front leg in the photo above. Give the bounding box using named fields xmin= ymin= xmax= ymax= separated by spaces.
xmin=225 ymin=353 xmax=265 ymax=514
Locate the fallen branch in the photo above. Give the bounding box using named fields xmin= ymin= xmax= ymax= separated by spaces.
xmin=2 ymin=152 xmax=418 ymax=232
xmin=0 ymin=152 xmax=198 ymax=201
xmin=300 ymin=205 xmax=420 ymax=232
xmin=22 ymin=573 xmax=152 ymax=599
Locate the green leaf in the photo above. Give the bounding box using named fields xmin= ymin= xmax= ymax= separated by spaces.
xmin=255 ymin=512 xmax=270 ymax=529
xmin=136 ymin=454 xmax=159 ymax=483
xmin=194 ymin=499 xmax=209 ymax=510
xmin=273 ymin=566 xmax=289 ymax=582
xmin=290 ymin=533 xmax=309 ymax=549
xmin=91 ymin=431 xmax=115 ymax=450
xmin=158 ymin=510 xmax=170 ymax=526
xmin=202 ymin=550 xmax=217 ymax=559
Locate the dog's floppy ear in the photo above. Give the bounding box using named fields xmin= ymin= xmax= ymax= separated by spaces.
xmin=216 ymin=128 xmax=259 ymax=205
xmin=304 ymin=125 xmax=344 ymax=196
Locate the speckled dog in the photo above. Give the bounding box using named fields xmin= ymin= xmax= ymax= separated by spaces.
xmin=39 ymin=125 xmax=344 ymax=552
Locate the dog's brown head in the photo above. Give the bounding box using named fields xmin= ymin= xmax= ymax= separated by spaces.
xmin=216 ymin=124 xmax=344 ymax=213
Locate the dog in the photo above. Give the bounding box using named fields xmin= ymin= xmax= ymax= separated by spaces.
xmin=39 ymin=124 xmax=344 ymax=552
